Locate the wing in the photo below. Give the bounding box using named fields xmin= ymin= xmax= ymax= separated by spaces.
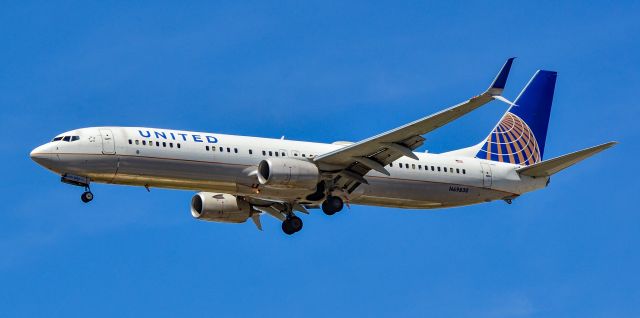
xmin=314 ymin=58 xmax=516 ymax=192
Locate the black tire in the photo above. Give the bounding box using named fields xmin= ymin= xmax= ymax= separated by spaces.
xmin=322 ymin=201 xmax=337 ymax=215
xmin=282 ymin=220 xmax=295 ymax=235
xmin=322 ymin=196 xmax=343 ymax=215
xmin=288 ymin=216 xmax=303 ymax=232
xmin=81 ymin=191 xmax=93 ymax=203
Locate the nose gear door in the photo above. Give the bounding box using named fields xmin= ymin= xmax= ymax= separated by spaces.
xmin=100 ymin=129 xmax=116 ymax=154
xmin=480 ymin=163 xmax=493 ymax=188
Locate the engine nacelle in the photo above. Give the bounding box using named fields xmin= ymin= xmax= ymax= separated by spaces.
xmin=257 ymin=158 xmax=320 ymax=190
xmin=190 ymin=192 xmax=252 ymax=223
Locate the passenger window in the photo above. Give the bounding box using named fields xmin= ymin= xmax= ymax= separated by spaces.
xmin=281 ymin=152 xmax=285 ymax=156
xmin=234 ymin=148 xmax=238 ymax=153
xmin=412 ymin=164 xmax=416 ymax=169
xmin=399 ymin=163 xmax=403 ymax=168
xmin=462 ymin=169 xmax=466 ymax=174
xmin=219 ymin=147 xmax=223 ymax=152
xmin=156 ymin=141 xmax=160 ymax=146
xmin=450 ymin=168 xmax=454 ymax=173
xmin=275 ymin=152 xmax=279 ymax=157
xmin=170 ymin=143 xmax=173 ymax=148
xmin=444 ymin=167 xmax=447 ymax=172
xmin=262 ymin=150 xmax=266 ymax=156
xmin=437 ymin=167 xmax=441 ymax=172
xmin=211 ymin=146 xmax=216 ymax=151
xmin=135 ymin=140 xmax=139 ymax=145
xmin=128 ymin=139 xmax=132 ymax=144
xmin=269 ymin=151 xmax=273 ymax=156
xmin=227 ymin=147 xmax=231 ymax=152
xmin=302 ymin=154 xmax=306 ymax=157
xmin=163 ymin=142 xmax=166 ymax=147
xmin=431 ymin=166 xmax=435 ymax=171
xmin=142 ymin=140 xmax=146 ymax=145
xmin=418 ymin=165 xmax=422 ymax=170
xmin=249 ymin=149 xmax=253 ymax=155
xmin=177 ymin=143 xmax=181 ymax=149
xmin=456 ymin=168 xmax=460 ymax=174
xmin=206 ymin=146 xmax=209 ymax=151
xmin=389 ymin=163 xmax=393 ymax=167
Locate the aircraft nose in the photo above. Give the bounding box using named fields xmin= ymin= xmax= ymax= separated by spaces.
xmin=30 ymin=144 xmax=57 ymax=167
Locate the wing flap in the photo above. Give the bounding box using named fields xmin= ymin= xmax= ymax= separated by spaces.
xmin=517 ymin=141 xmax=617 ymax=177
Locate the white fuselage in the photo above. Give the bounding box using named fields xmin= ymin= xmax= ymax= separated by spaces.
xmin=30 ymin=127 xmax=549 ymax=209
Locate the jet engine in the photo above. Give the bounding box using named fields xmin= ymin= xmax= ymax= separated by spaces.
xmin=256 ymin=158 xmax=319 ymax=190
xmin=190 ymin=192 xmax=253 ymax=223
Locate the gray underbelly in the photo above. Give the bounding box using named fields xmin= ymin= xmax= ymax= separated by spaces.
xmin=100 ymin=155 xmax=248 ymax=192
xmin=353 ymin=176 xmax=511 ymax=209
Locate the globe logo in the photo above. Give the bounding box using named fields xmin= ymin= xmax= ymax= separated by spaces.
xmin=477 ymin=112 xmax=541 ymax=165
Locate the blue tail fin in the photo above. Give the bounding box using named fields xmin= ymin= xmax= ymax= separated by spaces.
xmin=476 ymin=70 xmax=557 ymax=165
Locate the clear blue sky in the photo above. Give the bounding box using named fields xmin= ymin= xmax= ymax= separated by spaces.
xmin=1 ymin=1 xmax=639 ymax=317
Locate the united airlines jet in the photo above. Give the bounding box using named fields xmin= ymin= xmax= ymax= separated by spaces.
xmin=30 ymin=59 xmax=616 ymax=234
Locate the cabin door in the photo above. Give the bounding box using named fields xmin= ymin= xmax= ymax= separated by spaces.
xmin=480 ymin=163 xmax=493 ymax=188
xmin=100 ymin=129 xmax=116 ymax=154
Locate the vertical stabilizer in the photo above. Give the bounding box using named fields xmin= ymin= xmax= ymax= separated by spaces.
xmin=475 ymin=70 xmax=557 ymax=165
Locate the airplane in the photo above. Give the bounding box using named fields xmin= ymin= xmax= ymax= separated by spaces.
xmin=30 ymin=58 xmax=617 ymax=235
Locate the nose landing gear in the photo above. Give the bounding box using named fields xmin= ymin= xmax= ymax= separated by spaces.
xmin=61 ymin=174 xmax=94 ymax=203
xmin=81 ymin=189 xmax=94 ymax=203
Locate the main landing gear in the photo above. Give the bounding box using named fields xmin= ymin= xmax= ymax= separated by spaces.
xmin=322 ymin=195 xmax=344 ymax=215
xmin=282 ymin=215 xmax=303 ymax=235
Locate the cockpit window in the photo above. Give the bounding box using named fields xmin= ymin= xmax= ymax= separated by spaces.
xmin=53 ymin=135 xmax=80 ymax=142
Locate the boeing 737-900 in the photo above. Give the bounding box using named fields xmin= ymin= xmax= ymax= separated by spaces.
xmin=30 ymin=58 xmax=616 ymax=234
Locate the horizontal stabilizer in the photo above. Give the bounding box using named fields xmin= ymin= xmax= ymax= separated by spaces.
xmin=516 ymin=141 xmax=617 ymax=177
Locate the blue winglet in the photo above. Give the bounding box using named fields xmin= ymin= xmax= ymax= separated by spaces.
xmin=488 ymin=57 xmax=516 ymax=94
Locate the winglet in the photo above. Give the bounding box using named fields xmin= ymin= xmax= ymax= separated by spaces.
xmin=488 ymin=57 xmax=516 ymax=96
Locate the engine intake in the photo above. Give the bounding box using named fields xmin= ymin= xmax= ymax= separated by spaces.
xmin=257 ymin=158 xmax=319 ymax=190
xmin=190 ymin=192 xmax=252 ymax=223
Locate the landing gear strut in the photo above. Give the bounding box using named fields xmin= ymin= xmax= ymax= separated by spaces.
xmin=322 ymin=196 xmax=344 ymax=215
xmin=282 ymin=215 xmax=303 ymax=235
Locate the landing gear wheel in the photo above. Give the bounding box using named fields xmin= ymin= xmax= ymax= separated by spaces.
xmin=322 ymin=196 xmax=344 ymax=215
xmin=282 ymin=215 xmax=303 ymax=235
xmin=81 ymin=191 xmax=94 ymax=203
xmin=288 ymin=216 xmax=303 ymax=232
